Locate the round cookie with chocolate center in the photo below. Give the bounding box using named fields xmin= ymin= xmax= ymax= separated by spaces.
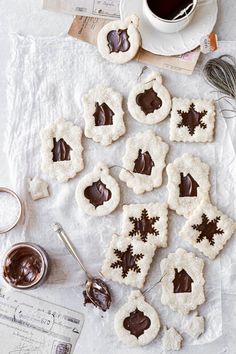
xmin=114 ymin=290 xmax=160 ymax=346
xmin=75 ymin=163 xmax=120 ymax=216
xmin=128 ymin=72 xmax=171 ymax=124
xmin=97 ymin=15 xmax=141 ymax=64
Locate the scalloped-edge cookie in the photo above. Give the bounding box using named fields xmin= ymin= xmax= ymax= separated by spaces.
xmin=162 ymin=327 xmax=183 ymax=351
xmin=97 ymin=15 xmax=141 ymax=64
xmin=41 ymin=119 xmax=84 ymax=183
xmin=28 ymin=177 xmax=49 ymax=201
xmin=75 ymin=163 xmax=120 ymax=216
xmin=184 ymin=313 xmax=204 ymax=338
xmin=119 ymin=130 xmax=169 ymax=194
xmin=167 ymin=154 xmax=210 ymax=218
xmin=170 ymin=98 xmax=215 ymax=142
xmin=121 ymin=202 xmax=168 ymax=247
xmin=114 ymin=290 xmax=160 ymax=346
xmin=180 ymin=201 xmax=236 ymax=260
xmin=128 ymin=72 xmax=171 ymax=124
xmin=82 ymin=85 xmax=125 ymax=146
xmin=160 ymin=248 xmax=205 ymax=315
xmin=101 ymin=234 xmax=156 ymax=289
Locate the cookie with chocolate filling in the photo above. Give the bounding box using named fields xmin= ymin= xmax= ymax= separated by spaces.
xmin=122 ymin=202 xmax=168 ymax=247
xmin=75 ymin=163 xmax=120 ymax=216
xmin=180 ymin=200 xmax=236 ymax=260
xmin=167 ymin=154 xmax=210 ymax=218
xmin=114 ymin=290 xmax=160 ymax=346
xmin=119 ymin=130 xmax=169 ymax=194
xmin=101 ymin=234 xmax=156 ymax=289
xmin=170 ymin=98 xmax=215 ymax=142
xmin=161 ymin=248 xmax=205 ymax=315
xmin=41 ymin=119 xmax=84 ymax=182
xmin=97 ymin=15 xmax=141 ymax=64
xmin=82 ymin=85 xmax=125 ymax=146
xmin=128 ymin=72 xmax=171 ymax=124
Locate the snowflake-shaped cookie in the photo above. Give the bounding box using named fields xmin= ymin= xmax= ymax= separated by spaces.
xmin=101 ymin=234 xmax=156 ymax=289
xmin=28 ymin=177 xmax=49 ymax=201
xmin=122 ymin=203 xmax=168 ymax=247
xmin=97 ymin=15 xmax=141 ymax=64
xmin=114 ymin=290 xmax=160 ymax=346
xmin=75 ymin=163 xmax=120 ymax=216
xmin=170 ymin=98 xmax=215 ymax=142
xmin=82 ymin=85 xmax=125 ymax=146
xmin=41 ymin=119 xmax=84 ymax=182
xmin=180 ymin=201 xmax=236 ymax=260
xmin=184 ymin=313 xmax=204 ymax=338
xmin=119 ymin=130 xmax=169 ymax=194
xmin=128 ymin=72 xmax=171 ymax=124
xmin=160 ymin=248 xmax=205 ymax=315
xmin=162 ymin=327 xmax=183 ymax=351
xmin=167 ymin=154 xmax=210 ymax=218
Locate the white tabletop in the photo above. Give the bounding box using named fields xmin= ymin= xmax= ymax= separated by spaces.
xmin=0 ymin=1 xmax=235 ymax=353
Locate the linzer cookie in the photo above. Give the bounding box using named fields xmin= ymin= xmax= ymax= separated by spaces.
xmin=41 ymin=119 xmax=84 ymax=182
xmin=180 ymin=201 xmax=236 ymax=260
xmin=128 ymin=72 xmax=171 ymax=124
xmin=170 ymin=98 xmax=215 ymax=142
xmin=97 ymin=15 xmax=141 ymax=64
xmin=122 ymin=203 xmax=168 ymax=247
xmin=160 ymin=248 xmax=205 ymax=315
xmin=167 ymin=154 xmax=210 ymax=218
xmin=119 ymin=130 xmax=169 ymax=194
xmin=101 ymin=234 xmax=156 ymax=289
xmin=162 ymin=327 xmax=183 ymax=351
xmin=114 ymin=290 xmax=160 ymax=346
xmin=75 ymin=163 xmax=120 ymax=216
xmin=82 ymin=85 xmax=125 ymax=146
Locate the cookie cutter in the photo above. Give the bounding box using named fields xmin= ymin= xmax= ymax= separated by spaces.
xmin=0 ymin=187 xmax=22 ymax=234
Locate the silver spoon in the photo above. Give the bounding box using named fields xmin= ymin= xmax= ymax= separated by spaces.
xmin=53 ymin=222 xmax=111 ymax=311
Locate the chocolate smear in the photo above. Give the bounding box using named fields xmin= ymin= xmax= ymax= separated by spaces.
xmin=136 ymin=88 xmax=162 ymax=115
xmin=84 ymin=180 xmax=112 ymax=208
xmin=133 ymin=149 xmax=154 ymax=176
xmin=179 ymin=173 xmax=199 ymax=197
xmin=173 ymin=268 xmax=193 ymax=293
xmin=123 ymin=308 xmax=151 ymax=338
xmin=83 ymin=278 xmax=112 ymax=312
xmin=93 ymin=102 xmax=114 ymax=126
xmin=52 ymin=138 xmax=72 ymax=162
xmin=107 ymin=29 xmax=130 ymax=53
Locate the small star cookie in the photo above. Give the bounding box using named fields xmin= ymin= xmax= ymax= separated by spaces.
xmin=121 ymin=202 xmax=168 ymax=247
xmin=119 ymin=130 xmax=169 ymax=194
xmin=101 ymin=234 xmax=156 ymax=289
xmin=160 ymin=248 xmax=205 ymax=315
xmin=28 ymin=177 xmax=49 ymax=201
xmin=162 ymin=327 xmax=183 ymax=351
xmin=167 ymin=154 xmax=210 ymax=218
xmin=180 ymin=201 xmax=236 ymax=260
xmin=114 ymin=290 xmax=160 ymax=346
xmin=170 ymin=98 xmax=215 ymax=142
xmin=82 ymin=85 xmax=125 ymax=146
xmin=97 ymin=15 xmax=141 ymax=64
xmin=128 ymin=72 xmax=171 ymax=124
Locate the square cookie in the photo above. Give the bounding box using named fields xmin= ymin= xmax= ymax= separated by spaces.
xmin=180 ymin=201 xmax=236 ymax=260
xmin=122 ymin=203 xmax=168 ymax=247
xmin=170 ymin=98 xmax=215 ymax=142
xmin=101 ymin=234 xmax=156 ymax=289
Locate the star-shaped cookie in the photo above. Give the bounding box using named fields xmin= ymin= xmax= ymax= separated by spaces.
xmin=111 ymin=244 xmax=144 ymax=278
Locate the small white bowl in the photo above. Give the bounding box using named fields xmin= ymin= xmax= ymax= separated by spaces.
xmin=143 ymin=0 xmax=198 ymax=33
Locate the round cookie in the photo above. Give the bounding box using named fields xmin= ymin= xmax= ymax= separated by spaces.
xmin=128 ymin=72 xmax=171 ymax=124
xmin=75 ymin=163 xmax=120 ymax=216
xmin=97 ymin=15 xmax=141 ymax=64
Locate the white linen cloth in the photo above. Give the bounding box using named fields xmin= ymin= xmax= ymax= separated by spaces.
xmin=2 ymin=34 xmax=236 ymax=352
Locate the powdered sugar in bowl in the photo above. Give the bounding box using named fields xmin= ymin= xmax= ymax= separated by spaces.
xmin=0 ymin=187 xmax=22 ymax=234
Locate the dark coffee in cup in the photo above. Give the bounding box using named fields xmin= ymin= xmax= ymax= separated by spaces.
xmin=147 ymin=0 xmax=194 ymax=20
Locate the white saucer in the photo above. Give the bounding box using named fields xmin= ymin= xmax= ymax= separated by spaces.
xmin=120 ymin=0 xmax=218 ymax=56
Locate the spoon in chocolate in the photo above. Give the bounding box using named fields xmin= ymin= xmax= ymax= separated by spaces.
xmin=53 ymin=222 xmax=112 ymax=312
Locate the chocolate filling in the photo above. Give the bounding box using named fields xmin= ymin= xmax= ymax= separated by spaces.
xmin=93 ymin=102 xmax=114 ymax=126
xmin=4 ymin=247 xmax=43 ymax=287
xmin=84 ymin=180 xmax=112 ymax=208
xmin=173 ymin=268 xmax=193 ymax=293
xmin=52 ymin=138 xmax=72 ymax=162
xmin=123 ymin=308 xmax=151 ymax=338
xmin=83 ymin=278 xmax=112 ymax=312
xmin=107 ymin=29 xmax=130 ymax=53
xmin=177 ymin=103 xmax=207 ymax=136
xmin=179 ymin=173 xmax=199 ymax=197
xmin=136 ymin=88 xmax=162 ymax=115
xmin=129 ymin=209 xmax=159 ymax=243
xmin=192 ymin=214 xmax=224 ymax=246
xmin=133 ymin=149 xmax=154 ymax=176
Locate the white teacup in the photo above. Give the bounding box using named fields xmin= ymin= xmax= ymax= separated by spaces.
xmin=143 ymin=0 xmax=198 ymax=33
